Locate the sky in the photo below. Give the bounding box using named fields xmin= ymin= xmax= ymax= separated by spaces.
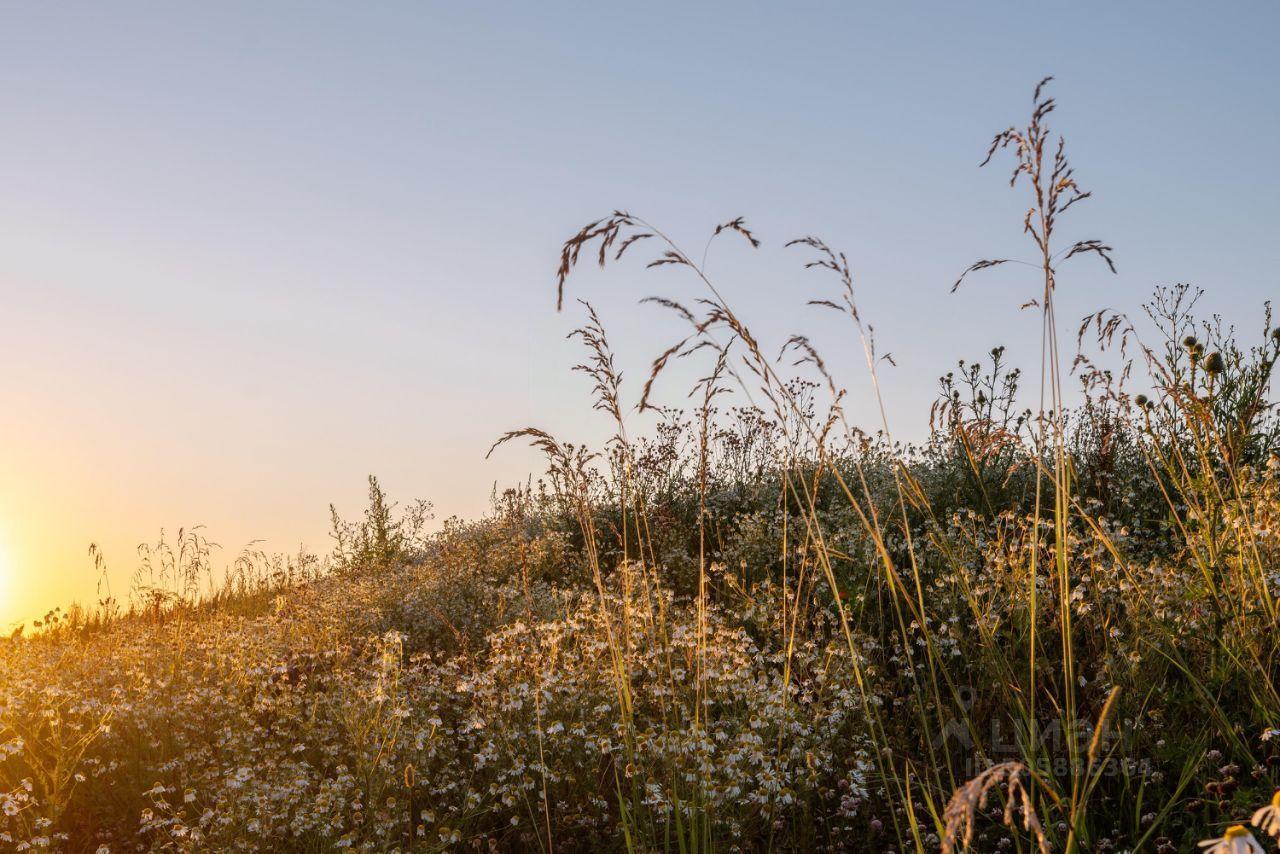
xmin=1 ymin=2 xmax=1277 ymax=625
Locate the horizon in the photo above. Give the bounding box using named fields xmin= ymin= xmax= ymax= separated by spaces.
xmin=3 ymin=1 xmax=1279 ymax=626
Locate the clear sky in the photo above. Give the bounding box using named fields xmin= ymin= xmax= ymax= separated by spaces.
xmin=1 ymin=2 xmax=1277 ymax=625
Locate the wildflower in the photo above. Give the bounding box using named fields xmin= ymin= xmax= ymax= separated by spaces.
xmin=1204 ymin=351 xmax=1225 ymax=376
xmin=1198 ymin=825 xmax=1265 ymax=853
xmin=1253 ymin=790 xmax=1280 ymax=838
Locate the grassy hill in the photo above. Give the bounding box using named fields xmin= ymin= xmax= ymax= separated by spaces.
xmin=4 ymin=81 xmax=1280 ymax=852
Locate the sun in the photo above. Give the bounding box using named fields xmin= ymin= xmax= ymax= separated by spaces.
xmin=0 ymin=536 xmax=12 ymax=627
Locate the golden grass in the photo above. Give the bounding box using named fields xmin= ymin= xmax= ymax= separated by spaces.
xmin=3 ymin=78 xmax=1280 ymax=852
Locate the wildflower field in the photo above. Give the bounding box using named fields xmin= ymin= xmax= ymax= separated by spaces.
xmin=4 ymin=81 xmax=1280 ymax=852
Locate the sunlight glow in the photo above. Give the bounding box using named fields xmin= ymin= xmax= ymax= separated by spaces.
xmin=0 ymin=534 xmax=10 ymax=625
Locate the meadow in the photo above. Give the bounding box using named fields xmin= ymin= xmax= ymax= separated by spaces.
xmin=3 ymin=80 xmax=1280 ymax=852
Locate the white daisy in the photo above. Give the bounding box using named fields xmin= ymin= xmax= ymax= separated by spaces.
xmin=1199 ymin=825 xmax=1266 ymax=853
xmin=1252 ymin=789 xmax=1280 ymax=838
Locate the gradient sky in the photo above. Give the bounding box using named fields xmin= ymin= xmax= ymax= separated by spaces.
xmin=1 ymin=2 xmax=1277 ymax=625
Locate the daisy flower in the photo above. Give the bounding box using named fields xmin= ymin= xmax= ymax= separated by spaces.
xmin=1199 ymin=825 xmax=1265 ymax=853
xmin=1253 ymin=790 xmax=1280 ymax=838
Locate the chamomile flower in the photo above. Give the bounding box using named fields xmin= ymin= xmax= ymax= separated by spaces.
xmin=1253 ymin=790 xmax=1280 ymax=838
xmin=1198 ymin=825 xmax=1265 ymax=853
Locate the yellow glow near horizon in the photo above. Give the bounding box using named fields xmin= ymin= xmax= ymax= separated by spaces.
xmin=0 ymin=523 xmax=36 ymax=629
xmin=0 ymin=534 xmax=10 ymax=626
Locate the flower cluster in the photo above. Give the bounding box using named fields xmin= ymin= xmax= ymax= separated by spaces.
xmin=1 ymin=561 xmax=874 ymax=850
